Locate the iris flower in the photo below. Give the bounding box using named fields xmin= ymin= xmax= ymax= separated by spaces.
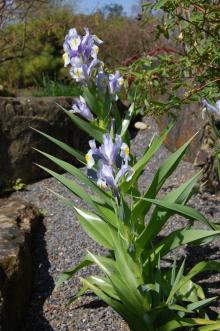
xmin=70 ymin=96 xmax=94 ymax=121
xmin=63 ymin=27 xmax=103 ymax=82
xmin=109 ymin=71 xmax=124 ymax=99
xmin=201 ymin=99 xmax=220 ymax=117
xmin=86 ymin=134 xmax=133 ymax=190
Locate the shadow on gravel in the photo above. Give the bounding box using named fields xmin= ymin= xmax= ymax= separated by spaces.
xmin=185 ymin=244 xmax=220 ymax=319
xmin=77 ymin=299 xmax=108 ymax=310
xmin=75 ymin=293 xmax=108 ymax=310
xmin=22 ymin=221 xmax=54 ymax=331
xmin=186 ymin=244 xmax=219 ymax=267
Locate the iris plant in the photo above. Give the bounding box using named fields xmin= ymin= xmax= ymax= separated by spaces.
xmin=34 ymin=26 xmax=220 ymax=331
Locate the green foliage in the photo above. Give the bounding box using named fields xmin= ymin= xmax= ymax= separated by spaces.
xmin=0 ymin=178 xmax=26 ymax=195
xmin=122 ymin=1 xmax=220 ymax=115
xmin=0 ymin=6 xmax=157 ymax=89
xmin=33 ymin=76 xmax=81 ymax=97
xmin=12 ymin=178 xmax=26 ymax=191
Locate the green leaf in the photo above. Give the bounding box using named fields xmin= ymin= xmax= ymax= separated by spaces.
xmin=178 ymin=280 xmax=204 ymax=302
xmin=136 ymin=171 xmax=201 ymax=247
xmin=108 ymin=233 xmax=149 ymax=312
xmin=132 ymin=133 xmax=197 ymax=221
xmin=88 ymin=275 xmax=120 ymax=300
xmin=56 ymin=103 xmax=105 ymax=143
xmin=56 ymin=254 xmax=93 ymax=288
xmin=109 ymin=272 xmax=146 ymax=319
xmin=168 ymin=304 xmax=193 ymax=314
xmin=187 ymin=297 xmax=217 ymax=311
xmin=35 ymin=163 xmax=97 ymax=209
xmin=198 ymin=322 xmax=220 ymax=331
xmin=152 ymin=0 xmax=169 ymax=10
xmin=121 ymin=121 xmax=173 ymax=192
xmin=69 ymin=274 xmax=120 ymax=304
xmin=158 ymin=318 xmax=218 ymax=331
xmin=147 ymin=229 xmax=220 ymax=261
xmin=120 ymin=103 xmax=135 ymax=138
xmin=31 ymin=127 xmax=85 ymax=163
xmin=165 ymin=260 xmax=186 ymax=305
xmin=86 ymin=251 xmax=117 ymax=276
xmin=167 ymin=261 xmax=220 ymax=303
xmin=74 ymin=207 xmax=117 ymax=249
xmin=68 ymin=282 xmax=89 ymax=304
xmin=93 ymin=200 xmax=120 ymax=227
xmin=35 ymin=148 xmax=113 ymax=207
xmin=138 ymin=197 xmax=216 ymax=230
xmin=83 ymin=87 xmax=103 ymax=117
xmin=46 ymin=188 xmax=118 ymax=231
xmin=80 ymin=277 xmax=126 ymax=318
xmin=35 ymin=163 xmax=118 ymax=225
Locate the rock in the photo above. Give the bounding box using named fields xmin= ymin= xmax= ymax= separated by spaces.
xmin=0 ymin=199 xmax=42 ymax=331
xmin=194 ymin=121 xmax=220 ymax=193
xmin=156 ymin=102 xmax=203 ymax=163
xmin=120 ymin=321 xmax=130 ymax=330
xmin=134 ymin=121 xmax=148 ymax=130
xmin=157 ymin=104 xmax=220 ymax=192
xmin=0 ymin=96 xmax=88 ymax=184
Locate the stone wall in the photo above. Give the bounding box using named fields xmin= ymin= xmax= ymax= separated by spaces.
xmin=0 ymin=97 xmax=88 ymax=184
xmin=0 ymin=199 xmax=41 ymax=331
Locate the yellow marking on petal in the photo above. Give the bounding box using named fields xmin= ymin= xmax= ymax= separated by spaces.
xmin=124 ymin=146 xmax=129 ymax=156
xmin=63 ymin=53 xmax=68 ymax=63
xmin=75 ymin=68 xmax=82 ymax=78
xmin=118 ymin=77 xmax=124 ymax=86
xmin=85 ymin=153 xmax=91 ymax=163
xmin=98 ymin=180 xmax=107 ymax=189
xmin=93 ymin=45 xmax=99 ymax=54
xmin=70 ymin=37 xmax=80 ymax=48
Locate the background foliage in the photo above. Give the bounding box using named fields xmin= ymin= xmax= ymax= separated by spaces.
xmin=122 ymin=0 xmax=220 ymax=115
xmin=0 ymin=1 xmax=159 ymax=90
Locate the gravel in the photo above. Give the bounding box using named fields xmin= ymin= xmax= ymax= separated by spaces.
xmin=10 ymin=117 xmax=220 ymax=331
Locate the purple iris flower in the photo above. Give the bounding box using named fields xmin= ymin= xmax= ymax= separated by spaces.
xmin=86 ymin=134 xmax=133 ymax=190
xmin=201 ymin=99 xmax=220 ymax=116
xmin=109 ymin=71 xmax=124 ymax=98
xmin=97 ymin=159 xmax=133 ymax=190
xmin=63 ymin=27 xmax=103 ymax=83
xmin=95 ymin=134 xmax=122 ymax=165
xmin=70 ymin=96 xmax=94 ymax=121
xmin=97 ymin=161 xmax=116 ymax=189
xmin=115 ymin=160 xmax=133 ymax=183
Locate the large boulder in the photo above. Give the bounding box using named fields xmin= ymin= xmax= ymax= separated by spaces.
xmin=0 ymin=199 xmax=41 ymax=331
xmin=157 ymin=102 xmax=203 ymax=163
xmin=0 ymin=97 xmax=88 ymax=184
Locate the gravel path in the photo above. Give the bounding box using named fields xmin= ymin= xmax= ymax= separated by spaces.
xmin=10 ymin=117 xmax=220 ymax=331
